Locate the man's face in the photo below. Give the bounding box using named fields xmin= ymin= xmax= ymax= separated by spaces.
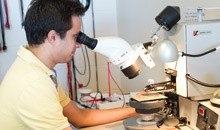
xmin=54 ymin=16 xmax=81 ymax=63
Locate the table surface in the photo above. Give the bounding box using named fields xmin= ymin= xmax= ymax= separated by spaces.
xmin=79 ymin=120 xmax=193 ymax=130
xmin=79 ymin=121 xmax=124 ymax=130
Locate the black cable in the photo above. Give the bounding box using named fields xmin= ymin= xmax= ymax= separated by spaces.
xmin=72 ymin=59 xmax=78 ymax=101
xmin=81 ymin=46 xmax=91 ymax=87
xmin=74 ymin=46 xmax=87 ymax=75
xmin=19 ymin=0 xmax=24 ymax=27
xmin=181 ymin=48 xmax=216 ymax=57
xmin=89 ymin=91 xmax=103 ymax=109
xmin=77 ymin=91 xmax=104 ymax=109
xmin=0 ymin=0 xmax=6 ymax=51
xmin=84 ymin=0 xmax=90 ymax=12
xmin=90 ymin=0 xmax=100 ymax=92
xmin=72 ymin=45 xmax=91 ymax=87
xmin=186 ymin=74 xmax=220 ymax=88
xmin=73 ymin=21 xmax=92 ymax=87
xmin=78 ymin=0 xmax=90 ymax=12
xmin=75 ymin=100 xmax=91 ymax=109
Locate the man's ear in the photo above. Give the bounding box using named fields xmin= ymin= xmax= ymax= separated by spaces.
xmin=47 ymin=30 xmax=59 ymax=44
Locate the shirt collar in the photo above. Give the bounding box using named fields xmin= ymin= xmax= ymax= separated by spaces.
xmin=17 ymin=45 xmax=53 ymax=76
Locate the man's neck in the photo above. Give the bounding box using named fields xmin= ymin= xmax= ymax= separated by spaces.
xmin=27 ymin=44 xmax=56 ymax=69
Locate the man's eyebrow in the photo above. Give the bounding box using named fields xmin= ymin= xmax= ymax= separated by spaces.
xmin=73 ymin=33 xmax=79 ymax=38
xmin=73 ymin=31 xmax=81 ymax=37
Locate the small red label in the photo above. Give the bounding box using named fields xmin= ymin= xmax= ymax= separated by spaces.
xmin=199 ymin=107 xmax=205 ymax=117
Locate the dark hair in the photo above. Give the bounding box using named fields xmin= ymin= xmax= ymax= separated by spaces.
xmin=24 ymin=0 xmax=85 ymax=45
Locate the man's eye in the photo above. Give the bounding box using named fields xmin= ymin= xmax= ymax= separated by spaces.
xmin=73 ymin=34 xmax=79 ymax=41
xmin=73 ymin=36 xmax=77 ymax=41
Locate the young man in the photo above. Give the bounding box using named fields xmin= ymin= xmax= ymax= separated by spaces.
xmin=0 ymin=0 xmax=137 ymax=130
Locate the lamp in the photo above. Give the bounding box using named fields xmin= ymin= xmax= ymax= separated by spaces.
xmin=152 ymin=39 xmax=179 ymax=63
xmin=149 ymin=6 xmax=181 ymax=63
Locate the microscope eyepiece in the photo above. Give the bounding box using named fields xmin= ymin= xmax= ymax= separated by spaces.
xmin=76 ymin=32 xmax=97 ymax=50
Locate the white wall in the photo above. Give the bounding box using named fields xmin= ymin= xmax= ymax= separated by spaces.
xmin=1 ymin=0 xmax=220 ymax=96
xmin=0 ymin=0 xmax=30 ymax=81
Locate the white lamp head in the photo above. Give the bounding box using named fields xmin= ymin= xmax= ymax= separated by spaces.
xmin=153 ymin=39 xmax=179 ymax=63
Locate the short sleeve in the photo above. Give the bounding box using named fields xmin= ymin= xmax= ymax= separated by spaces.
xmin=57 ymin=83 xmax=71 ymax=107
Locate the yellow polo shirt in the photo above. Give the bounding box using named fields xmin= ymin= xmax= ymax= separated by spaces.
xmin=0 ymin=45 xmax=71 ymax=130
